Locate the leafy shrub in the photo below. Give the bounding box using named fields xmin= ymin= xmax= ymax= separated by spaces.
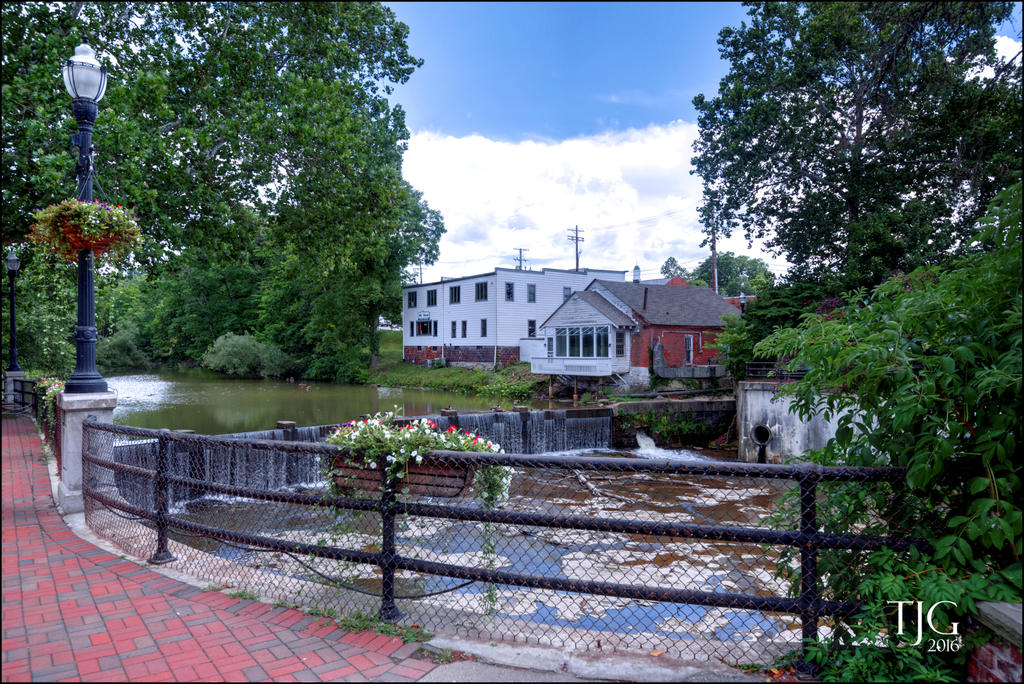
xmin=708 ymin=314 xmax=756 ymax=381
xmin=201 ymin=333 xmax=296 ymax=378
xmin=755 ymin=179 xmax=1022 ymax=680
xmin=97 ymin=326 xmax=153 ymax=371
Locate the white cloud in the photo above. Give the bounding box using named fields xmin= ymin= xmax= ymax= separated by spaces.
xmin=969 ymin=34 xmax=1021 ymax=80
xmin=402 ymin=121 xmax=790 ymax=284
xmin=995 ymin=34 xmax=1022 ymax=63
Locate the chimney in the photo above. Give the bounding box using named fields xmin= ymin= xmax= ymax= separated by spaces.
xmin=643 ymin=287 xmax=648 ymax=310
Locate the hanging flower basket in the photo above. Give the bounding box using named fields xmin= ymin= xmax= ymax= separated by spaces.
xmin=325 ymin=412 xmax=504 ymax=498
xmin=29 ymin=198 xmax=141 ymax=261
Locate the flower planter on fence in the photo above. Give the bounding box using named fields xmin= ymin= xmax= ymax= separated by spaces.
xmin=332 ymin=454 xmax=476 ymax=498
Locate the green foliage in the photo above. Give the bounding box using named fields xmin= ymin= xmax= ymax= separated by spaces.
xmin=3 ymin=2 xmax=426 ymax=254
xmin=2 ymin=2 xmax=443 ymax=383
xmin=1 ymin=245 xmax=76 ymax=376
xmin=661 ymin=252 xmax=775 ymax=296
xmin=693 ymin=2 xmax=1021 ymax=291
xmin=96 ymin=326 xmax=153 ymax=372
xmin=430 ymin=648 xmax=458 ymax=665
xmin=707 ymin=314 xmax=755 ymax=381
xmin=201 ymin=333 xmax=296 ymax=378
xmin=474 ymin=365 xmax=544 ymax=401
xmin=336 ymin=610 xmax=433 ymax=643
xmin=755 ymin=180 xmax=1023 ymax=680
xmin=620 ymin=410 xmax=723 ymax=446
xmin=227 ymin=588 xmax=260 ymax=601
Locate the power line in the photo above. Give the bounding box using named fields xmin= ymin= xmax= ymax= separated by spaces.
xmin=586 ymin=208 xmax=681 ymax=233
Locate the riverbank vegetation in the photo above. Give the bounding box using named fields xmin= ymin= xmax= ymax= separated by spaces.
xmin=367 ymin=332 xmax=546 ymax=400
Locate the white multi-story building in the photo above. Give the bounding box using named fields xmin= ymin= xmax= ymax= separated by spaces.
xmin=402 ymin=267 xmax=625 ymax=366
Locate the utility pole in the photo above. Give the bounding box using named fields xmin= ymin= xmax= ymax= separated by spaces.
xmin=710 ymin=230 xmax=719 ymax=295
xmin=419 ymin=262 xmax=423 ymax=284
xmin=513 ymin=248 xmax=529 ymax=270
xmin=567 ymin=225 xmax=584 ymax=272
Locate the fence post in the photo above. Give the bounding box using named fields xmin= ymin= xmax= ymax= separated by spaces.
xmin=796 ymin=463 xmax=821 ymax=680
xmin=148 ymin=429 xmax=176 ymax=565
xmin=378 ymin=453 xmax=404 ymax=622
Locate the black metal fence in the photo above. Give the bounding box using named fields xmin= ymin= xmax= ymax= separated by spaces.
xmin=7 ymin=377 xmax=38 ymax=413
xmin=81 ymin=418 xmax=922 ymax=672
xmin=745 ymin=362 xmax=808 ymax=381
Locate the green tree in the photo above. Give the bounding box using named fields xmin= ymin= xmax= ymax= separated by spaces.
xmin=689 ymin=251 xmax=774 ymax=296
xmin=2 ymin=2 xmax=426 ymax=257
xmin=692 ymin=2 xmax=1021 ymax=290
xmin=3 ymin=2 xmax=444 ymax=380
xmin=755 ymin=180 xmax=1022 ymax=679
xmin=659 ymin=256 xmax=687 ymax=279
xmin=0 ymin=245 xmax=77 ymax=376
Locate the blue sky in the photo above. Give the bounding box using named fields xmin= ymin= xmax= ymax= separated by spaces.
xmin=388 ymin=2 xmax=751 ymax=141
xmin=387 ymin=2 xmax=1022 ymax=283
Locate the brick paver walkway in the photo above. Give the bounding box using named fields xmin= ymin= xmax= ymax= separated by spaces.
xmin=1 ymin=415 xmax=437 ymax=682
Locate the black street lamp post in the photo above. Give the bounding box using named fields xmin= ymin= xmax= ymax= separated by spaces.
xmin=5 ymin=250 xmax=20 ymax=372
xmin=63 ymin=39 xmax=108 ymax=394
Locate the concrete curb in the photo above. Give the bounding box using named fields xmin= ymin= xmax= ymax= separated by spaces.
xmin=423 ymin=635 xmax=761 ymax=682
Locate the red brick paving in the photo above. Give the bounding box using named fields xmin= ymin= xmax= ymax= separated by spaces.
xmin=1 ymin=415 xmax=435 ymax=682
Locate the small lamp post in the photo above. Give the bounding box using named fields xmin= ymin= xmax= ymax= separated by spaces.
xmin=63 ymin=38 xmax=108 ymax=394
xmin=739 ymin=293 xmax=747 ymax=314
xmin=5 ymin=250 xmax=20 ymax=372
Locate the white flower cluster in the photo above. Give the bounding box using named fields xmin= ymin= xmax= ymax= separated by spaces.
xmin=325 ymin=410 xmax=503 ymax=481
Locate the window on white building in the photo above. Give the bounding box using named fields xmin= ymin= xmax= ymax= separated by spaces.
xmin=527 ymin=284 xmax=536 ymax=302
xmin=554 ymin=326 xmax=610 ymax=358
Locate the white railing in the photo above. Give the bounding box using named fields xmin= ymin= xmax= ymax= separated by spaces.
xmin=530 ymin=356 xmax=616 ymax=376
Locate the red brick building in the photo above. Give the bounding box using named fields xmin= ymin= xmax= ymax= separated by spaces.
xmin=532 ymin=277 xmax=741 ymax=389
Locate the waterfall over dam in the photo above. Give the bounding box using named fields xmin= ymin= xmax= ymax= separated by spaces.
xmin=110 ymin=408 xmax=614 ymax=509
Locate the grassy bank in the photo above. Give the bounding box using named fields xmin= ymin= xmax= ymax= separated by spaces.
xmin=369 ymin=331 xmax=547 ymax=401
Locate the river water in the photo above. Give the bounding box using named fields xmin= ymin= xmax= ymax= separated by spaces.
xmin=101 ymin=369 xmax=797 ymax=659
xmin=106 ymin=370 xmax=545 ymax=435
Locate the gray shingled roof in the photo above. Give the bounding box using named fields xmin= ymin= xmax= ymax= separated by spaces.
xmin=588 ymin=280 xmax=738 ymax=327
xmin=575 ymin=291 xmax=636 ymax=326
xmin=539 ymin=290 xmax=636 ymax=329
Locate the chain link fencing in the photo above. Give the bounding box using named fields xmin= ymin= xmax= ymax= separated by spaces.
xmin=82 ymin=417 xmax=924 ymax=670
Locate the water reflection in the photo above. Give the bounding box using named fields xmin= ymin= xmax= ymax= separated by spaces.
xmin=107 ymin=369 xmax=543 ymax=435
